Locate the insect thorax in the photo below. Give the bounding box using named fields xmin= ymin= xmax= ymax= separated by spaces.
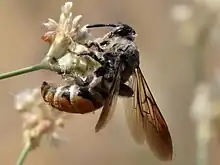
xmin=100 ymin=37 xmax=140 ymax=83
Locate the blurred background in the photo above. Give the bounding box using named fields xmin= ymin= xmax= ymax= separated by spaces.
xmin=1 ymin=0 xmax=220 ymax=165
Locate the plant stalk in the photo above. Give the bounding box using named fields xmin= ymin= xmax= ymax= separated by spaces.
xmin=0 ymin=63 xmax=43 ymax=80
xmin=16 ymin=142 xmax=32 ymax=165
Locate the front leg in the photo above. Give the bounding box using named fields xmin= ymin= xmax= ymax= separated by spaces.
xmin=78 ymin=51 xmax=105 ymax=65
xmin=85 ymin=41 xmax=104 ymax=52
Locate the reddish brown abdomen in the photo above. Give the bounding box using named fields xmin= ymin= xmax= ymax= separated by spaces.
xmin=41 ymin=81 xmax=103 ymax=114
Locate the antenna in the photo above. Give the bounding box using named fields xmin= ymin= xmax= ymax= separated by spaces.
xmin=86 ymin=24 xmax=117 ymax=29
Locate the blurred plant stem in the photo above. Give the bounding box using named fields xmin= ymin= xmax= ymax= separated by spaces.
xmin=193 ymin=13 xmax=217 ymax=83
xmin=16 ymin=141 xmax=31 ymax=165
xmin=195 ymin=122 xmax=211 ymax=165
xmin=193 ymin=13 xmax=217 ymax=165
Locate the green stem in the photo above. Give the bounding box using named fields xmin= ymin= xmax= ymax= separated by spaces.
xmin=16 ymin=142 xmax=32 ymax=165
xmin=0 ymin=63 xmax=43 ymax=80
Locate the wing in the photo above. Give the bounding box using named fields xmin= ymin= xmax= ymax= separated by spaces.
xmin=125 ymin=67 xmax=173 ymax=161
xmin=95 ymin=64 xmax=122 ymax=132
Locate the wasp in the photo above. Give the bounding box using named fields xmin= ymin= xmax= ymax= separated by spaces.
xmin=41 ymin=23 xmax=173 ymax=161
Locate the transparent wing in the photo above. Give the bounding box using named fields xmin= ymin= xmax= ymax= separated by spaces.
xmin=125 ymin=73 xmax=146 ymax=144
xmin=125 ymin=67 xmax=173 ymax=161
xmin=95 ymin=65 xmax=122 ymax=132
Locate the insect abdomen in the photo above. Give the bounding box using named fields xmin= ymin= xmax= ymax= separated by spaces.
xmin=41 ymin=81 xmax=103 ymax=114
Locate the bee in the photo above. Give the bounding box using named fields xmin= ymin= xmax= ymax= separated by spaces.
xmin=81 ymin=23 xmax=173 ymax=161
xmin=41 ymin=23 xmax=173 ymax=161
xmin=41 ymin=71 xmax=133 ymax=114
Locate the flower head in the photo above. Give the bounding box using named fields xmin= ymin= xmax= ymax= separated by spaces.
xmin=14 ymin=88 xmax=68 ymax=150
xmin=42 ymin=2 xmax=91 ymax=62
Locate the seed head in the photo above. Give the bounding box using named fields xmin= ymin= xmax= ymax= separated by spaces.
xmin=42 ymin=2 xmax=91 ymax=62
xmin=14 ymin=88 xmax=68 ymax=150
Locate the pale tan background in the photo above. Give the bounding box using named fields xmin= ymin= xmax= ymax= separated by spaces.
xmin=0 ymin=0 xmax=219 ymax=165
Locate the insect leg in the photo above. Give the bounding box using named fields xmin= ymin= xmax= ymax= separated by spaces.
xmin=84 ymin=41 xmax=104 ymax=52
xmin=78 ymin=73 xmax=106 ymax=104
xmin=77 ymin=51 xmax=105 ymax=65
xmin=118 ymin=84 xmax=134 ymax=97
